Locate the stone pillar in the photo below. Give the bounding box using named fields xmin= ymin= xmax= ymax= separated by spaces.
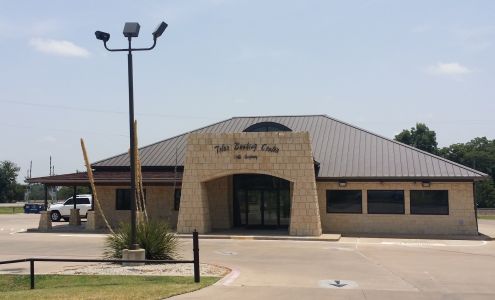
xmin=177 ymin=181 xmax=211 ymax=233
xmin=86 ymin=210 xmax=97 ymax=230
xmin=38 ymin=211 xmax=52 ymax=231
xmin=122 ymin=248 xmax=145 ymax=266
xmin=69 ymin=209 xmax=81 ymax=226
xmin=289 ymin=179 xmax=322 ymax=236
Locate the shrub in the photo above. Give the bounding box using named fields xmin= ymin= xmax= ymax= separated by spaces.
xmin=104 ymin=220 xmax=179 ymax=260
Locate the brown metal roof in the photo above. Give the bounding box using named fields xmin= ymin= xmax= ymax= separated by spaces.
xmin=92 ymin=115 xmax=487 ymax=180
xmin=28 ymin=170 xmax=183 ymax=186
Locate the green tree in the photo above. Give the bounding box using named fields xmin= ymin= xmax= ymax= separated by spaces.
xmin=395 ymin=123 xmax=438 ymax=154
xmin=57 ymin=186 xmax=90 ymax=200
xmin=0 ymin=161 xmax=21 ymax=202
xmin=27 ymin=183 xmax=46 ymax=200
xmin=439 ymin=137 xmax=495 ymax=208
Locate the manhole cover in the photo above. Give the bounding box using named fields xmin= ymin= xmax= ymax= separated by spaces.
xmin=319 ymin=279 xmax=358 ymax=289
xmin=214 ymin=250 xmax=238 ymax=256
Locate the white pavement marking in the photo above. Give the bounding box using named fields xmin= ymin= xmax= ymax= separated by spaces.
xmin=216 ymin=268 xmax=240 ymax=286
xmin=322 ymin=246 xmax=355 ymax=251
xmin=214 ymin=250 xmax=238 ymax=256
xmin=9 ymin=229 xmax=26 ymax=235
xmin=339 ymin=240 xmax=488 ymax=248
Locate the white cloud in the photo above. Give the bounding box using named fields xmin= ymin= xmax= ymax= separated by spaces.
xmin=426 ymin=62 xmax=472 ymax=76
xmin=29 ymin=38 xmax=90 ymax=58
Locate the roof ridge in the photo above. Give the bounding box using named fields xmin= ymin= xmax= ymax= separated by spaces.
xmin=319 ymin=114 xmax=488 ymax=177
xmin=231 ymin=114 xmax=326 ymax=119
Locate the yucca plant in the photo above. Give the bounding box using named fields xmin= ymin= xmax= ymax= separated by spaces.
xmin=104 ymin=220 xmax=179 ymax=260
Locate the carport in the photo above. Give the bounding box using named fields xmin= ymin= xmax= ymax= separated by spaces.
xmin=27 ymin=170 xmax=180 ymax=231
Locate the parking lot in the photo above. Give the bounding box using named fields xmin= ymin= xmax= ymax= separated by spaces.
xmin=1 ymin=214 xmax=494 ymax=299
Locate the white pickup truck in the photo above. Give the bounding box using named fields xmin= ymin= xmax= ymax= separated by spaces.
xmin=47 ymin=194 xmax=93 ymax=222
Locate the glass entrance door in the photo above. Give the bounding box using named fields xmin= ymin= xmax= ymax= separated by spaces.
xmin=263 ymin=190 xmax=278 ymax=226
xmin=246 ymin=190 xmax=262 ymax=226
xmin=233 ymin=174 xmax=291 ymax=229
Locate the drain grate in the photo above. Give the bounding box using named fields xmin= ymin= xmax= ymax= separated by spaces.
xmin=319 ymin=279 xmax=358 ymax=289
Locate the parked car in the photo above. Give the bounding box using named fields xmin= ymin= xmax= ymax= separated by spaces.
xmin=47 ymin=194 xmax=92 ymax=222
xmin=23 ymin=203 xmax=46 ymax=214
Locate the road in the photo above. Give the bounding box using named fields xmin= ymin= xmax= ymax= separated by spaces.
xmin=1 ymin=214 xmax=495 ymax=299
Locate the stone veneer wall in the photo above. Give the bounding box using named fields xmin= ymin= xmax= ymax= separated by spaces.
xmin=177 ymin=132 xmax=322 ymax=236
xmin=93 ymin=185 xmax=178 ymax=229
xmin=317 ymin=181 xmax=477 ymax=235
xmin=207 ymin=176 xmax=233 ymax=230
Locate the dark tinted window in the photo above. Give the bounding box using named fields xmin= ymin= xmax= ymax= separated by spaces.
xmin=76 ymin=198 xmax=90 ymax=205
xmin=116 ymin=189 xmax=131 ymax=210
xmin=64 ymin=198 xmax=74 ymax=205
xmin=410 ymin=190 xmax=449 ymax=215
xmin=326 ymin=190 xmax=362 ymax=213
xmin=174 ymin=189 xmax=181 ymax=211
xmin=244 ymin=122 xmax=292 ymax=132
xmin=367 ymin=190 xmax=405 ymax=214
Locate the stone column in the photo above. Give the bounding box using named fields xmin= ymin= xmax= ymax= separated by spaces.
xmin=38 ymin=211 xmax=52 ymax=231
xmin=177 ymin=181 xmax=211 ymax=233
xmin=69 ymin=208 xmax=81 ymax=226
xmin=289 ymin=179 xmax=322 ymax=236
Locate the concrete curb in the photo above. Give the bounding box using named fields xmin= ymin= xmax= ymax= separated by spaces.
xmin=176 ymin=233 xmax=341 ymax=242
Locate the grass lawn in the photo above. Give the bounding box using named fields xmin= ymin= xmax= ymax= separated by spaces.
xmin=0 ymin=275 xmax=219 ymax=300
xmin=0 ymin=207 xmax=23 ymax=214
xmin=478 ymin=215 xmax=495 ymax=220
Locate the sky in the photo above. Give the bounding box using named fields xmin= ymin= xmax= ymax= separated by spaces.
xmin=0 ymin=0 xmax=494 ymax=180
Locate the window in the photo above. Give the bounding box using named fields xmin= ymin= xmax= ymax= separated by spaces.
xmin=76 ymin=198 xmax=90 ymax=205
xmin=174 ymin=189 xmax=181 ymax=211
xmin=244 ymin=122 xmax=292 ymax=132
xmin=115 ymin=189 xmax=146 ymax=210
xmin=326 ymin=190 xmax=362 ymax=213
xmin=410 ymin=190 xmax=449 ymax=215
xmin=65 ymin=197 xmax=90 ymax=205
xmin=367 ymin=190 xmax=405 ymax=214
xmin=116 ymin=189 xmax=131 ymax=210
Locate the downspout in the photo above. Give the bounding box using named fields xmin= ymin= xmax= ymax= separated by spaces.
xmin=473 ymin=181 xmax=479 ymax=235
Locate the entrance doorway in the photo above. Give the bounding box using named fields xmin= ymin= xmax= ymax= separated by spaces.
xmin=233 ymin=174 xmax=290 ymax=229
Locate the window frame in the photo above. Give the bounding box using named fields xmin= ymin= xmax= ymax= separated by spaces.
xmin=410 ymin=190 xmax=449 ymax=215
xmin=367 ymin=190 xmax=405 ymax=214
xmin=326 ymin=189 xmax=363 ymax=214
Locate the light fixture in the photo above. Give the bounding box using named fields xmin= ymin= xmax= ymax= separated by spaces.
xmin=152 ymin=22 xmax=168 ymax=40
xmin=95 ymin=31 xmax=110 ymax=42
xmin=338 ymin=180 xmax=347 ymax=187
xmin=421 ymin=181 xmax=431 ymax=187
xmin=123 ymin=22 xmax=141 ymax=38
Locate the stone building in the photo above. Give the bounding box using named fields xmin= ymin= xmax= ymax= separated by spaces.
xmin=30 ymin=115 xmax=488 ymax=236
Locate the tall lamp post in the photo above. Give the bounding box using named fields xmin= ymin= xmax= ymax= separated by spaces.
xmin=95 ymin=22 xmax=168 ymax=250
